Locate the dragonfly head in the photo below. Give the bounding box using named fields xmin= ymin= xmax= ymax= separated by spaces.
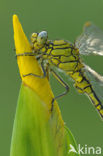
xmin=31 ymin=31 xmax=48 ymax=47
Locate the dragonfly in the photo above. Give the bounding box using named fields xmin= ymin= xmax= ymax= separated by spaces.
xmin=17 ymin=22 xmax=103 ymax=119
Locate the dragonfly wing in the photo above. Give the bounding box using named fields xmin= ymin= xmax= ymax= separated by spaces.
xmin=84 ymin=64 xmax=103 ymax=100
xmin=75 ymin=22 xmax=103 ymax=56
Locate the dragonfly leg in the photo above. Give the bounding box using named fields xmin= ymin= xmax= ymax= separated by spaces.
xmin=16 ymin=52 xmax=35 ymax=56
xmin=50 ymin=68 xmax=69 ymax=111
xmin=23 ymin=61 xmax=47 ymax=78
xmin=45 ymin=63 xmax=50 ymax=80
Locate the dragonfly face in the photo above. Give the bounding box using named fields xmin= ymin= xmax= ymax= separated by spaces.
xmin=37 ymin=31 xmax=48 ymax=44
xmin=31 ymin=31 xmax=48 ymax=53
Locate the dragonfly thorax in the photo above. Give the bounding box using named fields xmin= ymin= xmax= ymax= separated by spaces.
xmin=31 ymin=31 xmax=48 ymax=54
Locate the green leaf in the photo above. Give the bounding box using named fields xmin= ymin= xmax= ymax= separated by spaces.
xmin=64 ymin=126 xmax=80 ymax=156
xmin=10 ymin=84 xmax=79 ymax=156
xmin=10 ymin=84 xmax=57 ymax=156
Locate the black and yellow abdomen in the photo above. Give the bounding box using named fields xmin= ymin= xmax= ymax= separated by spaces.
xmin=41 ymin=39 xmax=103 ymax=118
xmin=69 ymin=69 xmax=103 ymax=118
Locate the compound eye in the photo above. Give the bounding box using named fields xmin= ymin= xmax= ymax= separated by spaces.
xmin=37 ymin=31 xmax=48 ymax=44
xmin=31 ymin=33 xmax=38 ymax=43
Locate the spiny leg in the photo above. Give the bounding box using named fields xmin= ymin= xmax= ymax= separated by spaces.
xmin=16 ymin=52 xmax=36 ymax=56
xmin=16 ymin=52 xmax=44 ymax=60
xmin=16 ymin=52 xmax=50 ymax=79
xmin=45 ymin=63 xmax=50 ymax=80
xmin=23 ymin=61 xmax=47 ymax=78
xmin=50 ymin=68 xmax=69 ymax=112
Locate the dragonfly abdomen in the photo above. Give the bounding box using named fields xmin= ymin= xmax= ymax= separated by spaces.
xmin=69 ymin=70 xmax=103 ymax=118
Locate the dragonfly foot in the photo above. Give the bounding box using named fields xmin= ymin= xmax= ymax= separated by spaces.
xmin=50 ymin=98 xmax=55 ymax=112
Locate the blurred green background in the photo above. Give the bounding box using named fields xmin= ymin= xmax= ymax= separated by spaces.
xmin=0 ymin=0 xmax=103 ymax=155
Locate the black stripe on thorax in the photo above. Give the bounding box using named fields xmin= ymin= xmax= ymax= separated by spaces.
xmin=47 ymin=46 xmax=73 ymax=50
xmin=49 ymin=41 xmax=72 ymax=46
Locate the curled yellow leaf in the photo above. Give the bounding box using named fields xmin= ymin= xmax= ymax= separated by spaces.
xmin=13 ymin=14 xmax=64 ymax=124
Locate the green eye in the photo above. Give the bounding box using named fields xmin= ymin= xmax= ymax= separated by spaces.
xmin=37 ymin=31 xmax=48 ymax=44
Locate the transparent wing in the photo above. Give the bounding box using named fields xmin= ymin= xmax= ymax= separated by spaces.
xmin=84 ymin=64 xmax=103 ymax=100
xmin=75 ymin=22 xmax=103 ymax=55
